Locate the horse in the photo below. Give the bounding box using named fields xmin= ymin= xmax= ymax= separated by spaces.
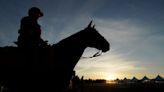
xmin=0 ymin=21 xmax=110 ymax=92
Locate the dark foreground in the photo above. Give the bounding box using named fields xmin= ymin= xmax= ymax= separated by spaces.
xmin=0 ymin=82 xmax=163 ymax=92
xmin=69 ymin=83 xmax=164 ymax=92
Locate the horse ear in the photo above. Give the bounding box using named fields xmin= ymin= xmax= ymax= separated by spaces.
xmin=93 ymin=24 xmax=95 ymax=29
xmin=88 ymin=21 xmax=92 ymax=28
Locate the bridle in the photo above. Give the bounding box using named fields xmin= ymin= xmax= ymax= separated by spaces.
xmin=81 ymin=50 xmax=102 ymax=59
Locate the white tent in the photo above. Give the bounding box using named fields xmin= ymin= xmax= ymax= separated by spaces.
xmin=155 ymin=75 xmax=164 ymax=81
xmin=131 ymin=77 xmax=138 ymax=81
xmin=141 ymin=76 xmax=150 ymax=82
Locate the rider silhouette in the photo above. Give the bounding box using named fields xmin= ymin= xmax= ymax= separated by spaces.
xmin=17 ymin=7 xmax=47 ymax=48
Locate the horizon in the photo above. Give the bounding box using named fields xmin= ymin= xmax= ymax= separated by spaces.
xmin=0 ymin=0 xmax=164 ymax=80
xmin=77 ymin=74 xmax=164 ymax=81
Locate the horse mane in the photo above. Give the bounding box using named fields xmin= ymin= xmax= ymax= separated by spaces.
xmin=55 ymin=29 xmax=87 ymax=46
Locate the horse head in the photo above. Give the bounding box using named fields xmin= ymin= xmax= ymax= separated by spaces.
xmin=83 ymin=21 xmax=110 ymax=52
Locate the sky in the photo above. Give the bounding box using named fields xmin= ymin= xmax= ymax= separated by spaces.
xmin=0 ymin=0 xmax=164 ymax=80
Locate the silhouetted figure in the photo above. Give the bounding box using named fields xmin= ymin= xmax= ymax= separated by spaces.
xmin=16 ymin=7 xmax=47 ymax=48
xmin=80 ymin=76 xmax=84 ymax=92
xmin=70 ymin=71 xmax=81 ymax=92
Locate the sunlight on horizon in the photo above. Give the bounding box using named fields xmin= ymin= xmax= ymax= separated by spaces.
xmin=105 ymin=73 xmax=118 ymax=80
xmin=75 ymin=50 xmax=143 ymax=80
xmin=76 ymin=72 xmax=164 ymax=81
xmin=75 ymin=50 xmax=164 ymax=80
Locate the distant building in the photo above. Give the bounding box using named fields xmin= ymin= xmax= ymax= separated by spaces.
xmin=154 ymin=75 xmax=164 ymax=83
xmin=141 ymin=76 xmax=150 ymax=83
xmin=118 ymin=77 xmax=131 ymax=84
xmin=131 ymin=77 xmax=139 ymax=83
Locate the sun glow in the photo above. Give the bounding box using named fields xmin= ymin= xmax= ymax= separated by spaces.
xmin=105 ymin=74 xmax=117 ymax=80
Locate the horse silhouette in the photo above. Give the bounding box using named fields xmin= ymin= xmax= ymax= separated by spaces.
xmin=0 ymin=21 xmax=110 ymax=92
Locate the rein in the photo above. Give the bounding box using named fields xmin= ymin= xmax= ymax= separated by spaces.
xmin=81 ymin=50 xmax=102 ymax=59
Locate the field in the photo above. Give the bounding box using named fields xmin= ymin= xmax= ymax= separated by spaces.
xmin=70 ymin=83 xmax=164 ymax=92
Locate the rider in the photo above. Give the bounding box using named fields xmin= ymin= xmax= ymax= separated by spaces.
xmin=17 ymin=7 xmax=47 ymax=48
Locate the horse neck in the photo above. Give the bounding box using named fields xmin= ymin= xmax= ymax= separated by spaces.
xmin=53 ymin=35 xmax=88 ymax=69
